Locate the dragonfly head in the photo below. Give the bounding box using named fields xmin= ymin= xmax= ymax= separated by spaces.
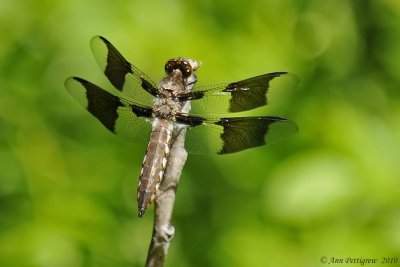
xmin=165 ymin=58 xmax=193 ymax=78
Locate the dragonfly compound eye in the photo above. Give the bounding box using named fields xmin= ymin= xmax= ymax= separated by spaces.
xmin=165 ymin=59 xmax=192 ymax=78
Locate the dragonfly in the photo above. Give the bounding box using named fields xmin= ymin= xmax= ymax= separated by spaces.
xmin=64 ymin=36 xmax=299 ymax=217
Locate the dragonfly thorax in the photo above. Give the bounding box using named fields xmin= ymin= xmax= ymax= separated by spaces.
xmin=154 ymin=66 xmax=188 ymax=120
xmin=153 ymin=97 xmax=181 ymax=120
xmin=159 ymin=70 xmax=186 ymax=95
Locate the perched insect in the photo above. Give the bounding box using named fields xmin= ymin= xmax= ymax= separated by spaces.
xmin=65 ymin=36 xmax=298 ymax=216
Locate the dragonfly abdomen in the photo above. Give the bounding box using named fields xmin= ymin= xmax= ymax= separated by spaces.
xmin=137 ymin=118 xmax=173 ymax=217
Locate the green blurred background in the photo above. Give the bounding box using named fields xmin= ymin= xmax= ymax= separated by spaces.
xmin=1 ymin=0 xmax=400 ymax=266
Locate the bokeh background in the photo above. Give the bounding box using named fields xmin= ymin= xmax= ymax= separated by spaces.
xmin=1 ymin=0 xmax=400 ymax=266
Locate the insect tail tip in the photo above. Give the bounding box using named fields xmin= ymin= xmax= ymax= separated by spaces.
xmin=138 ymin=209 xmax=145 ymax=217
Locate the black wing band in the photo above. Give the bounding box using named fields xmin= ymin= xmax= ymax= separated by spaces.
xmin=224 ymin=72 xmax=286 ymax=112
xmin=179 ymin=72 xmax=299 ymax=115
xmin=90 ymin=36 xmax=159 ymax=102
xmin=65 ymin=77 xmax=153 ymax=144
xmin=99 ymin=36 xmax=133 ymax=91
xmin=179 ymin=115 xmax=298 ymax=155
xmin=215 ymin=117 xmax=274 ymax=154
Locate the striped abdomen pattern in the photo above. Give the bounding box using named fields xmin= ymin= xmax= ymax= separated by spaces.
xmin=137 ymin=118 xmax=174 ymax=216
